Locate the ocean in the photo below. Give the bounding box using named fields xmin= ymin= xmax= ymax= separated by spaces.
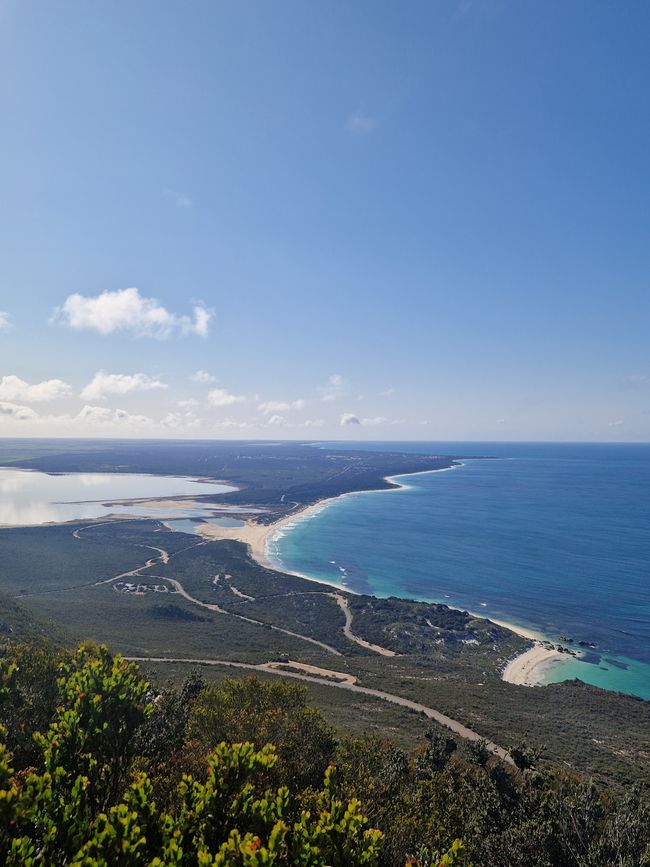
xmin=269 ymin=442 xmax=650 ymax=700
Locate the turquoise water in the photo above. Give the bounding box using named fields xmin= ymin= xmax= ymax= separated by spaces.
xmin=271 ymin=443 xmax=650 ymax=700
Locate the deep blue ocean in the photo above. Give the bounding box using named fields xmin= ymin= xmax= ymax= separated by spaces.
xmin=270 ymin=442 xmax=650 ymax=700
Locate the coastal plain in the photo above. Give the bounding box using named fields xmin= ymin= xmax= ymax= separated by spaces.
xmin=0 ymin=438 xmax=648 ymax=788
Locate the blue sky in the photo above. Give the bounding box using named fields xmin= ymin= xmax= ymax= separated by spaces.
xmin=1 ymin=0 xmax=649 ymax=440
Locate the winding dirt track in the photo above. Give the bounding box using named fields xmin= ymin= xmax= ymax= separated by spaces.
xmin=73 ymin=521 xmax=512 ymax=763
xmin=76 ymin=523 xmax=392 ymax=659
xmin=126 ymin=654 xmax=513 ymax=765
xmin=330 ymin=593 xmax=396 ymax=657
xmin=147 ymin=574 xmax=342 ymax=656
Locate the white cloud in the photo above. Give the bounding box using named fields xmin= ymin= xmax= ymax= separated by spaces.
xmin=207 ymin=387 xmax=245 ymax=408
xmin=213 ymin=419 xmax=254 ymax=430
xmin=620 ymin=373 xmax=647 ymax=385
xmin=161 ymin=410 xmax=201 ymax=429
xmin=52 ymin=287 xmax=213 ymax=339
xmin=190 ymin=370 xmax=216 ymax=383
xmin=77 ymin=405 xmax=112 ymax=422
xmin=75 ymin=405 xmax=151 ymax=425
xmin=191 ymin=306 xmax=212 ymax=337
xmin=0 ymin=400 xmax=38 ymax=420
xmin=258 ymin=399 xmax=305 ymax=415
xmin=262 ymin=415 xmax=324 ymax=429
xmin=347 ymin=111 xmax=378 ymax=134
xmin=164 ymin=188 xmax=193 ymax=208
xmin=379 ymin=387 xmax=394 ymax=397
xmin=113 ymin=408 xmax=152 ymax=425
xmin=609 ymin=419 xmax=624 ymax=427
xmin=80 ymin=371 xmax=167 ymax=401
xmin=0 ymin=312 xmax=11 ymax=331
xmin=340 ymin=413 xmax=388 ymax=427
xmin=178 ymin=398 xmax=199 ymax=408
xmin=318 ymin=374 xmax=345 ymax=402
xmin=0 ymin=375 xmax=71 ymax=402
xmin=161 ymin=412 xmax=182 ymax=427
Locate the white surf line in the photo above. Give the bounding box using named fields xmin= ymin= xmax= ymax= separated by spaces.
xmin=126 ymin=655 xmax=513 ymax=765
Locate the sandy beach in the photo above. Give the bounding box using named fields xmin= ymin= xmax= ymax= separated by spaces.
xmin=197 ymin=499 xmax=331 ymax=570
xmin=196 ymin=466 xmax=460 ymax=570
xmin=196 ymin=466 xmax=568 ymax=687
xmin=501 ymin=643 xmax=567 ymax=686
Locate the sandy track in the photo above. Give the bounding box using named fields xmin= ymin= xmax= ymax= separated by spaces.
xmin=73 ymin=519 xmax=342 ymax=657
xmin=150 ymin=575 xmax=342 ymax=656
xmin=127 ymin=654 xmax=513 ymax=764
xmin=330 ymin=594 xmax=396 ymax=656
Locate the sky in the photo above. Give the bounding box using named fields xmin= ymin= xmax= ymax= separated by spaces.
xmin=0 ymin=0 xmax=649 ymax=441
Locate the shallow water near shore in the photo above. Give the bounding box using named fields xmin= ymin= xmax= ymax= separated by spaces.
xmin=271 ymin=442 xmax=650 ymax=700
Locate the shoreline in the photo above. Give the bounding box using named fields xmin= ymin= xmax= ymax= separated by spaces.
xmin=197 ymin=464 xmax=464 ymax=575
xmin=196 ymin=462 xmax=562 ymax=675
xmin=501 ymin=643 xmax=569 ymax=687
xmin=2 ymin=461 xmax=577 ymax=688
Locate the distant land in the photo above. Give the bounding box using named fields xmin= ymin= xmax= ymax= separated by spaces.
xmin=0 ymin=437 xmax=648 ymax=788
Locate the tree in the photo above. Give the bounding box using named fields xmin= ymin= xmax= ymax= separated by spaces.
xmin=0 ymin=647 xmax=385 ymax=865
xmin=187 ymin=676 xmax=337 ymax=791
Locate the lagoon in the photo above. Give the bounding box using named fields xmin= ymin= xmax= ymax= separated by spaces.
xmin=0 ymin=467 xmax=236 ymax=526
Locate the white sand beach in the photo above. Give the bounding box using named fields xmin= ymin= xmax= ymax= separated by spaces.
xmin=197 ymin=465 xmax=463 ymax=569
xmin=502 ymin=643 xmax=567 ymax=686
xmin=196 ymin=467 xmax=567 ymax=686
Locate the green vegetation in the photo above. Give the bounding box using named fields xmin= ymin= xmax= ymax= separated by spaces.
xmin=1 ymin=517 xmax=649 ymax=788
xmin=0 ymin=644 xmax=433 ymax=866
xmin=0 ymin=438 xmax=458 ymax=513
xmin=0 ymin=589 xmax=69 ymax=646
xmin=346 ymin=596 xmax=521 ymax=655
xmin=1 ymin=642 xmax=648 ymax=865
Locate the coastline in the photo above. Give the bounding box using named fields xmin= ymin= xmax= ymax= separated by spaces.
xmin=2 ymin=461 xmax=574 ymax=689
xmin=197 ymin=462 xmax=565 ymax=686
xmin=197 ymin=464 xmax=464 ymax=574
